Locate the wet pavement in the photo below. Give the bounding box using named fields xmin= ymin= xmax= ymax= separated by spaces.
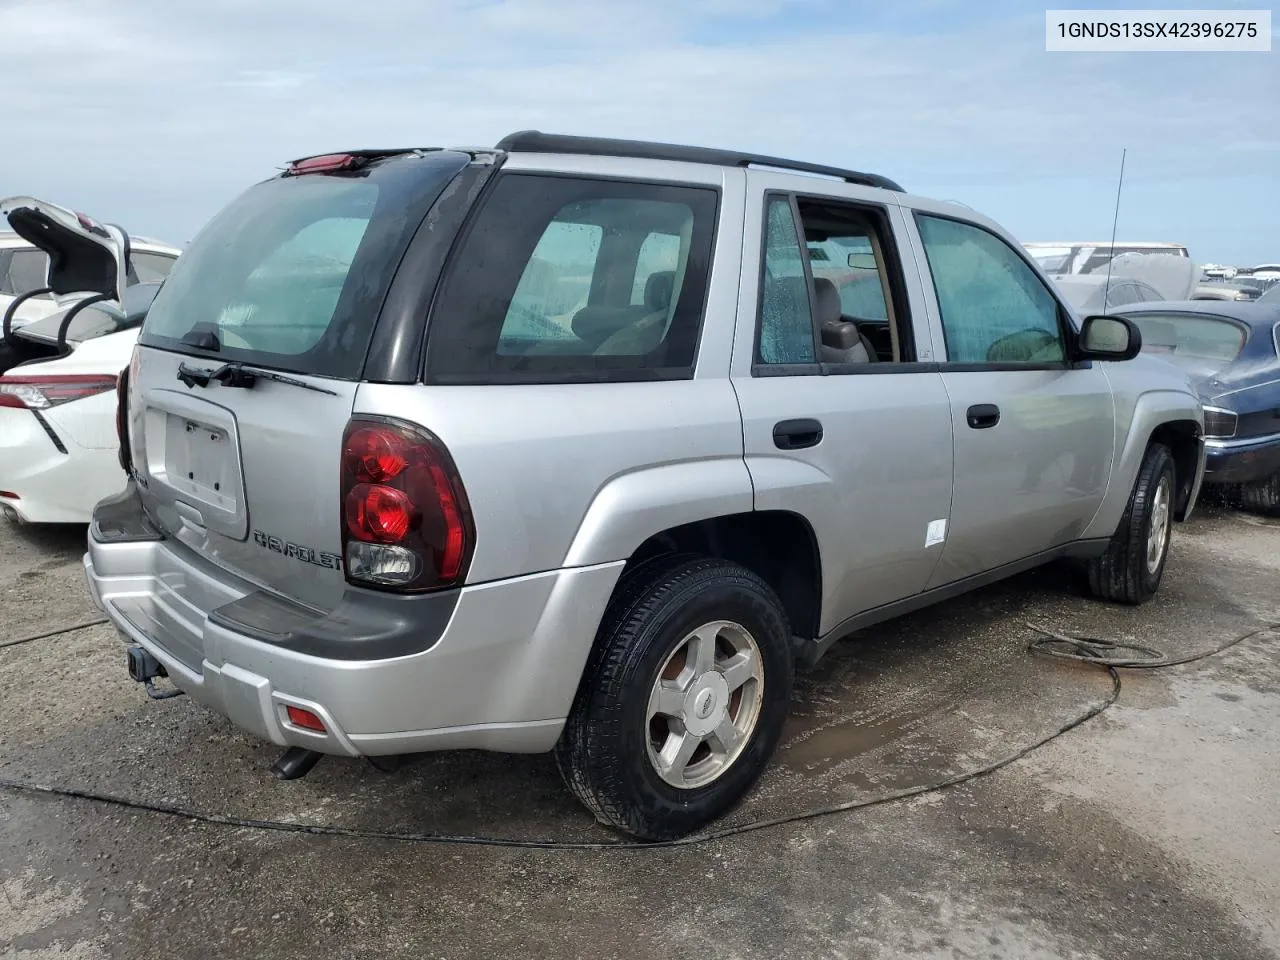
xmin=1 ymin=505 xmax=1278 ymax=959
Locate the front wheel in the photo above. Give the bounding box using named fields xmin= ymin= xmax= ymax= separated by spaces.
xmin=1087 ymin=442 xmax=1176 ymax=605
xmin=554 ymin=556 xmax=794 ymax=841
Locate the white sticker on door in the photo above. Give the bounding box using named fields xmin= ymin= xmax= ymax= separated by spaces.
xmin=925 ymin=519 xmax=948 ymax=548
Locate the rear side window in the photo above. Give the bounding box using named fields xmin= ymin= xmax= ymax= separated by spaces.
xmin=426 ymin=174 xmax=718 ymax=383
xmin=140 ymin=151 xmax=470 ymax=379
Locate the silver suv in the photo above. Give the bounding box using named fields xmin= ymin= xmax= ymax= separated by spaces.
xmin=84 ymin=132 xmax=1206 ymax=840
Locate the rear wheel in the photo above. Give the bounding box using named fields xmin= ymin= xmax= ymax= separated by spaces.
xmin=1087 ymin=443 xmax=1175 ymax=605
xmin=555 ymin=556 xmax=793 ymax=841
xmin=1239 ymin=473 xmax=1280 ymax=517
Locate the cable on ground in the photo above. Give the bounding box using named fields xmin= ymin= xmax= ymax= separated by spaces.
xmin=0 ymin=617 xmax=1274 ymax=850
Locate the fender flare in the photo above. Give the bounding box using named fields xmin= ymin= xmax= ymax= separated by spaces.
xmin=1082 ymin=388 xmax=1203 ymax=540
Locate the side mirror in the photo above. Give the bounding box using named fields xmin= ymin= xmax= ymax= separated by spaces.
xmin=1077 ymin=314 xmax=1142 ymax=361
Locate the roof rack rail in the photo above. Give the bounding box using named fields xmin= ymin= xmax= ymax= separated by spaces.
xmin=494 ymin=130 xmax=904 ymax=193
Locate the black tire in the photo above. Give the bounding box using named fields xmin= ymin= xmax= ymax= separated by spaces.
xmin=1087 ymin=443 xmax=1176 ymax=605
xmin=554 ymin=555 xmax=794 ymax=841
xmin=1239 ymin=473 xmax=1280 ymax=517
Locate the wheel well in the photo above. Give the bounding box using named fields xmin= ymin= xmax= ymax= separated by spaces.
xmin=1150 ymin=419 xmax=1201 ymax=520
xmin=625 ymin=511 xmax=822 ymax=641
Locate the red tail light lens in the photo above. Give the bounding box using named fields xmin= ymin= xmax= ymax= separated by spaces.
xmin=0 ymin=374 xmax=118 ymax=410
xmin=345 ymin=483 xmax=413 ymax=543
xmin=287 ymin=153 xmax=357 ymax=175
xmin=285 ymin=706 xmax=326 ymax=733
xmin=340 ymin=417 xmax=474 ymax=592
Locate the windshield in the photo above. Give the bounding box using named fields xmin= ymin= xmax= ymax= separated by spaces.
xmin=1128 ymin=312 xmax=1247 ymax=365
xmin=139 ymin=152 xmax=469 ymax=379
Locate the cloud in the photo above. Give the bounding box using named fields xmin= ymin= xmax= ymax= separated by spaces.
xmin=1 ymin=0 xmax=1274 ymax=258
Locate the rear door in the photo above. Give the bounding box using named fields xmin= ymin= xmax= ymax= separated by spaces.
xmin=127 ymin=151 xmax=473 ymax=611
xmin=730 ymin=175 xmax=954 ymax=636
xmin=902 ymin=206 xmax=1114 ymax=586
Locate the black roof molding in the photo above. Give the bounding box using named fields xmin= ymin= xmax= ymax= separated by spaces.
xmin=495 ymin=130 xmax=904 ymax=193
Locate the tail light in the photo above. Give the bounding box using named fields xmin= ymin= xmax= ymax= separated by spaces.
xmin=340 ymin=417 xmax=474 ymax=592
xmin=0 ymin=374 xmax=118 ymax=410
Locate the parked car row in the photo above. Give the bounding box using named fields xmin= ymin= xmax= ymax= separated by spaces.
xmin=5 ymin=133 xmax=1277 ymax=842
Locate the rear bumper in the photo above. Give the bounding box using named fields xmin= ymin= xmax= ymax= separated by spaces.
xmin=1204 ymin=435 xmax=1280 ymax=486
xmin=84 ymin=488 xmax=625 ymax=756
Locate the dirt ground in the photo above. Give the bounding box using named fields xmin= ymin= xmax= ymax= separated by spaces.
xmin=1 ymin=503 xmax=1277 ymax=960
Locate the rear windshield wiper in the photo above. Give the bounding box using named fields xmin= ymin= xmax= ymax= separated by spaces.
xmin=176 ymin=361 xmax=338 ymax=396
xmin=179 ymin=324 xmax=221 ymax=352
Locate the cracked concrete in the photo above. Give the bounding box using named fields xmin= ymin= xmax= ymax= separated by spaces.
xmin=1 ymin=505 xmax=1277 ymax=959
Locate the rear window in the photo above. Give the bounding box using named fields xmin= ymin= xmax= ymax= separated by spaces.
xmin=1129 ymin=312 xmax=1247 ymax=363
xmin=16 ymin=282 xmax=161 ymax=345
xmin=425 ymin=173 xmax=719 ymax=383
xmin=139 ymin=151 xmax=470 ymax=379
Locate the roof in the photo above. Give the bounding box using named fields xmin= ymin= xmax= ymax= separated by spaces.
xmin=1118 ymin=299 xmax=1280 ymax=330
xmin=494 ymin=130 xmax=905 ymax=192
xmin=1025 ymin=241 xmax=1187 ymax=249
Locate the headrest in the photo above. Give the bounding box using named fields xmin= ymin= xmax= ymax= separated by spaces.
xmin=571 ymin=304 xmax=650 ymax=345
xmin=811 ymin=277 xmax=843 ymax=325
xmin=644 ymin=270 xmax=676 ymax=312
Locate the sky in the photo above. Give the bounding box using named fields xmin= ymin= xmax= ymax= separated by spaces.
xmin=1 ymin=0 xmax=1276 ymax=265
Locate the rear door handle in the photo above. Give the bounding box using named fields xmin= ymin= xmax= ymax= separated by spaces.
xmin=773 ymin=418 xmax=823 ymax=450
xmin=966 ymin=403 xmax=1001 ymax=430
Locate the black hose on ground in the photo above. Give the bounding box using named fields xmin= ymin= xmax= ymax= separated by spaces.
xmin=0 ymin=617 xmax=1274 ymax=850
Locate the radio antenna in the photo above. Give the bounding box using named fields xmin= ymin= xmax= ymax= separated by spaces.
xmin=1102 ymin=148 xmax=1127 ymax=310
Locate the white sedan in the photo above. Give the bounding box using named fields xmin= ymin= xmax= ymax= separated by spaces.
xmin=1 ymin=196 xmax=175 ymax=524
xmin=0 ymin=287 xmax=156 ymax=523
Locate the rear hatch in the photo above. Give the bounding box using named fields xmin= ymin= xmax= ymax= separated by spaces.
xmin=126 ymin=150 xmax=472 ymax=611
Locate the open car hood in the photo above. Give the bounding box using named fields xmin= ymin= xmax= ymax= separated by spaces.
xmin=1 ymin=195 xmax=129 ymax=302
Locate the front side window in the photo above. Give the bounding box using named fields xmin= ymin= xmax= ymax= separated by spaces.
xmin=917 ymin=215 xmax=1066 ymax=365
xmin=427 ymin=174 xmax=718 ymax=382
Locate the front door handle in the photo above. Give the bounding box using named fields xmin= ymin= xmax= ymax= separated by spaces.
xmin=773 ymin=418 xmax=823 ymax=450
xmin=966 ymin=403 xmax=1001 ymax=430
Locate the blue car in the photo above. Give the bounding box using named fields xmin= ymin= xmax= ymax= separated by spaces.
xmin=1117 ymin=300 xmax=1280 ymax=515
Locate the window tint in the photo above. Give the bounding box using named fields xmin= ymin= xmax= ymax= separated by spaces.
xmin=757 ymin=197 xmax=815 ymax=365
xmin=917 ymin=215 xmax=1066 ymax=365
xmin=140 ymin=151 xmax=469 ymax=379
xmin=7 ymin=249 xmax=49 ymax=296
xmin=427 ymin=174 xmax=718 ymax=382
xmin=130 ymin=252 xmax=177 ymax=283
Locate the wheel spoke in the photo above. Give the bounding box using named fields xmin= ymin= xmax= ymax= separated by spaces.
xmin=658 ymin=730 xmax=703 ymax=783
xmin=718 ymin=650 xmax=757 ymax=693
xmin=647 ymin=680 xmax=685 ymax=721
xmin=686 ymin=625 xmax=718 ymax=677
xmin=708 ymin=716 xmax=740 ymax=757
